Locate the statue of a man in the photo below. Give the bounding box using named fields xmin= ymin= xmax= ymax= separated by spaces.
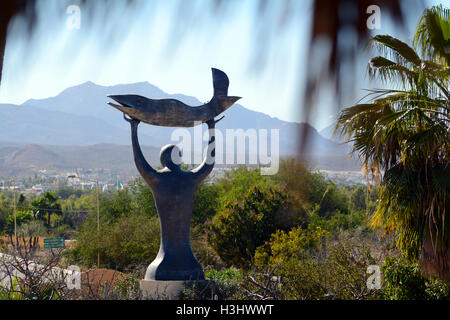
xmin=124 ymin=115 xmax=218 ymax=281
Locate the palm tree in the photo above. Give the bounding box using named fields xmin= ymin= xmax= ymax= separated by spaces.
xmin=32 ymin=191 xmax=62 ymax=229
xmin=336 ymin=5 xmax=449 ymax=280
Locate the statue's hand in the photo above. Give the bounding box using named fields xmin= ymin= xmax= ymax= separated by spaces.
xmin=124 ymin=114 xmax=140 ymax=127
xmin=206 ymin=116 xmax=224 ymax=128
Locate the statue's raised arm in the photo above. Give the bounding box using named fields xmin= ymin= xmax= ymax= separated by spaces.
xmin=124 ymin=114 xmax=159 ymax=186
xmin=191 ymin=116 xmax=222 ymax=182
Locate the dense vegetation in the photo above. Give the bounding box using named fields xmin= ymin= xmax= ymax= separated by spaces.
xmin=1 ymin=158 xmax=448 ymax=299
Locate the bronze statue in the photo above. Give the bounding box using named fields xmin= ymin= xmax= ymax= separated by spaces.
xmin=109 ymin=68 xmax=239 ymax=280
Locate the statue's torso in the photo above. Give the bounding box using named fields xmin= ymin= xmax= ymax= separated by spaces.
xmin=147 ymin=170 xmax=200 ymax=222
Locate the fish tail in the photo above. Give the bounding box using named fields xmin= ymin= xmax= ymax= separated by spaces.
xmin=211 ymin=68 xmax=229 ymax=97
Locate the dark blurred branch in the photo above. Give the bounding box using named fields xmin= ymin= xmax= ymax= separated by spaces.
xmin=0 ymin=0 xmax=37 ymax=83
xmin=299 ymin=0 xmax=408 ymax=156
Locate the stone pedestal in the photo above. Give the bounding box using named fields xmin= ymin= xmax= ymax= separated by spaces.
xmin=140 ymin=280 xmax=214 ymax=300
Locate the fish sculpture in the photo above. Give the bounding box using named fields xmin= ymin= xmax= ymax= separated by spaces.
xmin=107 ymin=68 xmax=241 ymax=127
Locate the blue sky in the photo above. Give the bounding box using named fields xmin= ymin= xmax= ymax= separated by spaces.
xmin=0 ymin=0 xmax=443 ymax=130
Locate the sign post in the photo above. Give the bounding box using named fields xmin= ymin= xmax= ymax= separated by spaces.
xmin=43 ymin=237 xmax=65 ymax=249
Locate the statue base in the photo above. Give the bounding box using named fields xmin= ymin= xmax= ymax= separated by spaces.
xmin=140 ymin=280 xmax=214 ymax=300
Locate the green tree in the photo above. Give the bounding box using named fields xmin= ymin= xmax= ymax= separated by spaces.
xmin=307 ymin=174 xmax=349 ymax=217
xmin=6 ymin=210 xmax=33 ymax=234
xmin=209 ymin=183 xmax=287 ymax=269
xmin=31 ymin=192 xmax=61 ymax=228
xmin=101 ymin=190 xmax=134 ymax=223
xmin=216 ymin=166 xmax=269 ymax=203
xmin=192 ymin=181 xmax=220 ymax=226
xmin=0 ymin=193 xmax=12 ymax=233
xmin=69 ymin=213 xmax=160 ymax=270
xmin=53 ymin=186 xmax=85 ymax=200
xmin=336 ymin=6 xmax=450 ymax=278
xmin=101 ymin=214 xmax=160 ymax=270
xmin=129 ymin=178 xmax=157 ymax=218
xmin=349 ymin=185 xmax=367 ymax=212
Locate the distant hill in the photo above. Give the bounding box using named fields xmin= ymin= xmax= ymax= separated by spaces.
xmin=50 ymin=143 xmax=160 ymax=171
xmin=0 ymin=103 xmax=155 ymax=145
xmin=319 ymin=123 xmax=352 ymax=144
xmin=3 ymin=144 xmax=65 ymax=168
xmin=0 ymin=143 xmax=161 ymax=177
xmin=0 ymin=144 xmax=66 ymax=176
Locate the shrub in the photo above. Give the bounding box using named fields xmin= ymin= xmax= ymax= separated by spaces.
xmin=191 ymin=226 xmax=222 ymax=270
xmin=192 ymin=182 xmax=221 ymax=226
xmin=382 ymin=256 xmax=428 ymax=299
xmin=179 ymin=282 xmax=215 ymax=300
xmin=128 ymin=178 xmax=157 ymax=218
xmin=206 ymin=268 xmax=243 ymax=299
xmin=254 ymin=225 xmax=329 ymax=267
xmin=67 ymin=213 xmax=160 ymax=270
xmin=209 ymin=183 xmax=287 ymax=269
xmin=17 ymin=219 xmax=47 ymax=237
xmin=425 ymin=279 xmax=450 ymax=300
xmin=382 ymin=257 xmax=450 ymax=300
xmin=308 ymin=204 xmax=368 ymax=234
xmin=112 ymin=272 xmax=142 ymax=300
xmin=251 ymin=226 xmax=381 ymax=300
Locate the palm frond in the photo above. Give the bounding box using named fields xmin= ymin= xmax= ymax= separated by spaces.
xmin=369 ymin=35 xmax=421 ymax=67
xmin=413 ymin=5 xmax=450 ymax=66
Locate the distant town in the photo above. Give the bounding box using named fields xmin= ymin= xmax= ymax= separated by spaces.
xmin=0 ymin=165 xmax=367 ymax=196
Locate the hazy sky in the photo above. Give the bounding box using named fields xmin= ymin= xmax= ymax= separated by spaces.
xmin=0 ymin=0 xmax=442 ymax=130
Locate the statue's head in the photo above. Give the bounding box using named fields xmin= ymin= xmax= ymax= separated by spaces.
xmin=160 ymin=144 xmax=182 ymax=171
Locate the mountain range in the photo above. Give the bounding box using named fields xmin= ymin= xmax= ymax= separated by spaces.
xmin=0 ymin=81 xmax=360 ymax=176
